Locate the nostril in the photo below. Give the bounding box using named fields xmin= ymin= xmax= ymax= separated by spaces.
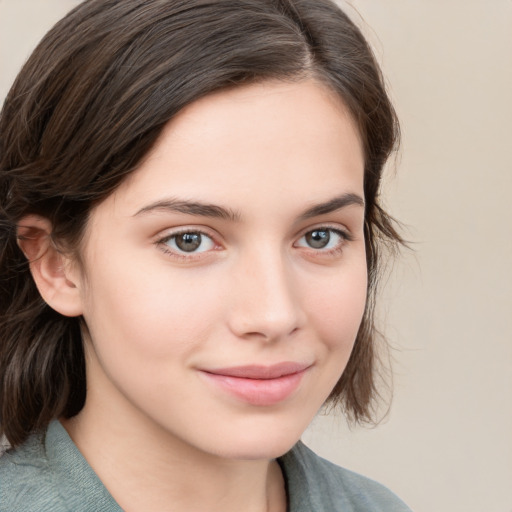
xmin=232 ymin=319 xmax=302 ymax=343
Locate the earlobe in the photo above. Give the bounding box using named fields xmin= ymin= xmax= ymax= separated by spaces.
xmin=17 ymin=215 xmax=83 ymax=317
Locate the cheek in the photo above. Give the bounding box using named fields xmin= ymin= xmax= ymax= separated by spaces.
xmin=80 ymin=259 xmax=223 ymax=361
xmin=304 ymin=261 xmax=368 ymax=352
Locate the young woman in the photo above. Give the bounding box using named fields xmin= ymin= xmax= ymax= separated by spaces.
xmin=0 ymin=1 xmax=411 ymax=510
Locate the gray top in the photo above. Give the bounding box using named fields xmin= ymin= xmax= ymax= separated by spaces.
xmin=0 ymin=421 xmax=412 ymax=511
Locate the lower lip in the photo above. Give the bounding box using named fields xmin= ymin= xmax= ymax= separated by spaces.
xmin=200 ymin=370 xmax=307 ymax=406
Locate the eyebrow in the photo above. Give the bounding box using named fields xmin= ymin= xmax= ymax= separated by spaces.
xmin=133 ymin=198 xmax=241 ymax=222
xmin=299 ymin=193 xmax=365 ymax=220
xmin=133 ymin=192 xmax=364 ymax=222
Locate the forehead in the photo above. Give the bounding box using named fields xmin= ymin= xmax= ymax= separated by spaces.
xmin=93 ymin=79 xmax=364 ymax=221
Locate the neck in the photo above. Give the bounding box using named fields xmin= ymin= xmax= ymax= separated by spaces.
xmin=61 ymin=400 xmax=287 ymax=512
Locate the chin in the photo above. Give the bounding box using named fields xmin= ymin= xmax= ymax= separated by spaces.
xmin=199 ymin=420 xmax=307 ymax=461
xmin=212 ymin=442 xmax=297 ymax=462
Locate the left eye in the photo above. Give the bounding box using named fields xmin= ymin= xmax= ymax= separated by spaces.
xmin=163 ymin=231 xmax=215 ymax=253
xmin=295 ymin=228 xmax=345 ymax=250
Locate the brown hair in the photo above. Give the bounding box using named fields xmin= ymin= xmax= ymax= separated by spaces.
xmin=0 ymin=0 xmax=401 ymax=448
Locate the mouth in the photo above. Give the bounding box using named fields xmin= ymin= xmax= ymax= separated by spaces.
xmin=199 ymin=362 xmax=312 ymax=406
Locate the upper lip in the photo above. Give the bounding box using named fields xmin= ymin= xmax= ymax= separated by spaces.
xmin=202 ymin=362 xmax=311 ymax=380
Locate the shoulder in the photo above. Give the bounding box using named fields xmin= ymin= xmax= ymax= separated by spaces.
xmin=280 ymin=441 xmax=413 ymax=512
xmin=0 ymin=432 xmax=67 ymax=512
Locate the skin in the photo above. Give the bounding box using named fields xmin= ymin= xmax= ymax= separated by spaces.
xmin=24 ymin=79 xmax=367 ymax=512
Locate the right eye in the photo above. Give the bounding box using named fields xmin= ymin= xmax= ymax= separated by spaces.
xmin=295 ymin=227 xmax=349 ymax=251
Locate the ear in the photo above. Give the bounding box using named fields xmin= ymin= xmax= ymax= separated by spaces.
xmin=17 ymin=215 xmax=83 ymax=317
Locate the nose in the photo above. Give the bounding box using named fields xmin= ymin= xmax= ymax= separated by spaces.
xmin=226 ymin=247 xmax=305 ymax=342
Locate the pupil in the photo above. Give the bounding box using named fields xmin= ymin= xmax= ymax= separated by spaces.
xmin=176 ymin=233 xmax=201 ymax=252
xmin=306 ymin=230 xmax=330 ymax=249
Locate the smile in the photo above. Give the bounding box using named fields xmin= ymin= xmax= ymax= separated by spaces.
xmin=199 ymin=362 xmax=311 ymax=406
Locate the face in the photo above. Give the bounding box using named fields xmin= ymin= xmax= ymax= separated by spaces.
xmin=75 ymin=80 xmax=367 ymax=460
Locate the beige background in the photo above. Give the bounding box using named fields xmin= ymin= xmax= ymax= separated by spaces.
xmin=1 ymin=1 xmax=511 ymax=511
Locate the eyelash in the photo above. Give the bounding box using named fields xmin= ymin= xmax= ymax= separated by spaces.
xmin=155 ymin=226 xmax=353 ymax=260
xmin=156 ymin=228 xmax=219 ymax=260
xmin=294 ymin=226 xmax=353 ymax=258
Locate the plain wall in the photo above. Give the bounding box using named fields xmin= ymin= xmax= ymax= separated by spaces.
xmin=1 ymin=2 xmax=511 ymax=511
